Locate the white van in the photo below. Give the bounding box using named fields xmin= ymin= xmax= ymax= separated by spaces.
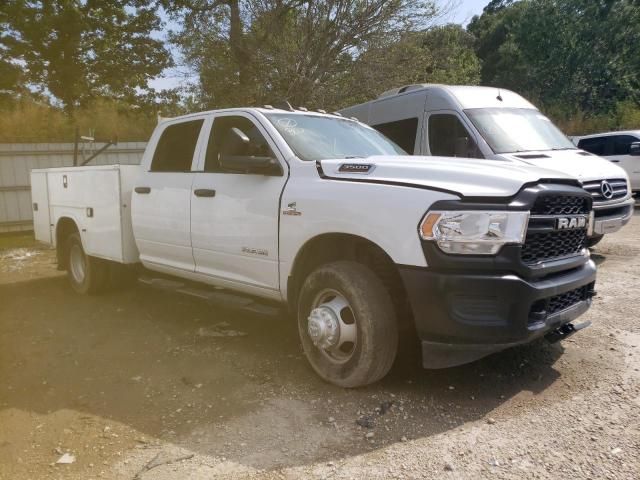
xmin=571 ymin=131 xmax=640 ymax=195
xmin=339 ymin=84 xmax=635 ymax=245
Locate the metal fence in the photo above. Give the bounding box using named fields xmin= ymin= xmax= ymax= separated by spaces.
xmin=0 ymin=142 xmax=146 ymax=233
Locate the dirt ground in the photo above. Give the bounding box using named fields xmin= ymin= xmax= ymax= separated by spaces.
xmin=1 ymin=212 xmax=639 ymax=480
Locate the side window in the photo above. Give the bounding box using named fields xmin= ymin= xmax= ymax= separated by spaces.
xmin=150 ymin=120 xmax=204 ymax=172
xmin=612 ymin=135 xmax=639 ymax=155
xmin=372 ymin=118 xmax=418 ymax=153
xmin=577 ymin=137 xmax=607 ymax=156
xmin=428 ymin=114 xmax=482 ymax=158
xmin=204 ymin=116 xmax=273 ymax=173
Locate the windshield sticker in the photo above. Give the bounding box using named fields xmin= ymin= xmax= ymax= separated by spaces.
xmin=277 ymin=117 xmax=304 ymax=136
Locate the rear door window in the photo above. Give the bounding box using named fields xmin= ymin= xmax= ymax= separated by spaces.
xmin=372 ymin=118 xmax=418 ymax=154
xmin=577 ymin=137 xmax=609 ymax=156
xmin=428 ymin=114 xmax=482 ymax=158
xmin=612 ymin=135 xmax=640 ymax=155
xmin=151 ymin=120 xmax=204 ymax=172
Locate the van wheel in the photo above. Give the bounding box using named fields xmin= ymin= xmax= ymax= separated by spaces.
xmin=297 ymin=261 xmax=398 ymax=388
xmin=587 ymin=234 xmax=604 ymax=248
xmin=66 ymin=233 xmax=108 ymax=294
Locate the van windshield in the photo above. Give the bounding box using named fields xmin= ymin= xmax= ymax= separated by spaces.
xmin=264 ymin=113 xmax=407 ymax=161
xmin=465 ymin=108 xmax=575 ymax=154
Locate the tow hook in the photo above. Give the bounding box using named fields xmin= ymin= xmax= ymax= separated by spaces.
xmin=545 ymin=320 xmax=592 ymax=344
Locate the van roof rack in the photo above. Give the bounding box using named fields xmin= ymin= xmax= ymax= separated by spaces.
xmin=377 ymin=84 xmax=428 ymax=99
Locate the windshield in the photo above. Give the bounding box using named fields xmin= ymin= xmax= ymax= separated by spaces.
xmin=264 ymin=113 xmax=407 ymax=161
xmin=465 ymin=108 xmax=575 ymax=154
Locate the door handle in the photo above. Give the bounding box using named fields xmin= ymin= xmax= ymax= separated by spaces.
xmin=194 ymin=189 xmax=216 ymax=197
xmin=610 ymin=160 xmax=620 ymax=163
xmin=135 ymin=186 xmax=151 ymax=194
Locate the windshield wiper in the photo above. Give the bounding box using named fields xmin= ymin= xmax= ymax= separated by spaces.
xmin=551 ymin=147 xmax=577 ymax=151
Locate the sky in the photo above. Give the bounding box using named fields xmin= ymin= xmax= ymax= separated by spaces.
xmin=450 ymin=0 xmax=491 ymax=24
xmin=148 ymin=0 xmax=491 ymax=92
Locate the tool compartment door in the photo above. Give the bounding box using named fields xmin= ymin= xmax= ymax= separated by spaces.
xmin=30 ymin=171 xmax=52 ymax=244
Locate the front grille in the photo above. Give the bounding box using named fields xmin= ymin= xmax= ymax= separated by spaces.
xmin=531 ymin=194 xmax=591 ymax=215
xmin=521 ymin=229 xmax=587 ymax=264
xmin=583 ymin=178 xmax=628 ymax=203
xmin=521 ymin=193 xmax=591 ymax=265
xmin=530 ymin=282 xmax=594 ymax=320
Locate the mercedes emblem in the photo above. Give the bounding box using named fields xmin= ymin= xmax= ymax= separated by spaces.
xmin=600 ymin=180 xmax=614 ymax=199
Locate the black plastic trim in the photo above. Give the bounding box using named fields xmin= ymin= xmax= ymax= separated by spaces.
xmin=398 ymin=260 xmax=596 ymax=368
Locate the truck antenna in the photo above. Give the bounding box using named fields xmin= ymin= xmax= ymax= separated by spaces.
xmin=497 ymin=89 xmax=503 ymax=102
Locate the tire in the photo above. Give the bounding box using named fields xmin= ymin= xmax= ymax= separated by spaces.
xmin=297 ymin=261 xmax=398 ymax=388
xmin=587 ymin=234 xmax=604 ymax=248
xmin=66 ymin=233 xmax=109 ymax=294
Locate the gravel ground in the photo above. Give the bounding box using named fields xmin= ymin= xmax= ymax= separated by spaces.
xmin=0 ymin=211 xmax=639 ymax=480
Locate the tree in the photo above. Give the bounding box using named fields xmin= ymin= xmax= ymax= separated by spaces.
xmin=0 ymin=6 xmax=23 ymax=104
xmin=166 ymin=0 xmax=440 ymax=109
xmin=468 ymin=0 xmax=640 ymax=114
xmin=1 ymin=0 xmax=173 ymax=114
xmin=335 ymin=24 xmax=480 ymax=108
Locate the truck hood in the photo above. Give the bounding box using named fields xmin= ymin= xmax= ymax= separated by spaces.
xmin=318 ymin=156 xmax=577 ymax=198
xmin=501 ymin=149 xmax=629 ymax=183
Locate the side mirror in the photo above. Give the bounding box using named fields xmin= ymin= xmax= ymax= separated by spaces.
xmin=220 ymin=153 xmax=281 ymax=175
xmin=629 ymin=142 xmax=640 ymax=156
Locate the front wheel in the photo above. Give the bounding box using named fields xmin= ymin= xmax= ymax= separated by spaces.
xmin=66 ymin=233 xmax=109 ymax=294
xmin=587 ymin=234 xmax=604 ymax=248
xmin=297 ymin=261 xmax=398 ymax=388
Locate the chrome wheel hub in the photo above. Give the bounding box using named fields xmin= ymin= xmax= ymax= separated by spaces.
xmin=307 ymin=289 xmax=358 ymax=364
xmin=69 ymin=244 xmax=86 ymax=284
xmin=308 ymin=307 xmax=340 ymax=349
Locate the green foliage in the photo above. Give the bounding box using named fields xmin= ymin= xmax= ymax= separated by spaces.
xmin=167 ymin=0 xmax=460 ymax=111
xmin=336 ymin=25 xmax=481 ymax=108
xmin=0 ymin=0 xmax=172 ymax=113
xmin=469 ymin=0 xmax=640 ymax=121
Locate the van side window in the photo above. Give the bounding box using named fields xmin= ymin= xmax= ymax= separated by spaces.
xmin=428 ymin=114 xmax=482 ymax=158
xmin=612 ymin=135 xmax=639 ymax=155
xmin=204 ymin=116 xmax=273 ymax=173
xmin=372 ymin=118 xmax=418 ymax=153
xmin=150 ymin=120 xmax=204 ymax=172
xmin=577 ymin=137 xmax=608 ymax=156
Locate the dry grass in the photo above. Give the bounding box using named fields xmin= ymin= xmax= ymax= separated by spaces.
xmin=0 ymin=99 xmax=157 ymax=143
xmin=553 ymin=101 xmax=640 ymax=136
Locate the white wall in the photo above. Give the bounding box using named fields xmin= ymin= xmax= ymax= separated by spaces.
xmin=0 ymin=142 xmax=146 ymax=233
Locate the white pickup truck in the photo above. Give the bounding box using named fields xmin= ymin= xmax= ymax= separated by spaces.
xmin=31 ymin=107 xmax=597 ymax=387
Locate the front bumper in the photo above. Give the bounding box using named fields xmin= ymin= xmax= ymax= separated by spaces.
xmin=592 ymin=197 xmax=635 ymax=235
xmin=399 ymin=260 xmax=597 ymax=369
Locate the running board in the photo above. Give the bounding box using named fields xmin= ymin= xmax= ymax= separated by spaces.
xmin=138 ymin=276 xmax=281 ymax=316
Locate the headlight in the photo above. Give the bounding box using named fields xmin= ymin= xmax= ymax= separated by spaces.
xmin=419 ymin=210 xmax=530 ymax=255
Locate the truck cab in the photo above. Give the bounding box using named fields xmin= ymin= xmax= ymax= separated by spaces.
xmin=32 ymin=107 xmax=597 ymax=387
xmin=339 ymin=84 xmax=635 ymax=246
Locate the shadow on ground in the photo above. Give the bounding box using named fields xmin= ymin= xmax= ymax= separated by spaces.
xmin=0 ymin=273 xmax=565 ymax=471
